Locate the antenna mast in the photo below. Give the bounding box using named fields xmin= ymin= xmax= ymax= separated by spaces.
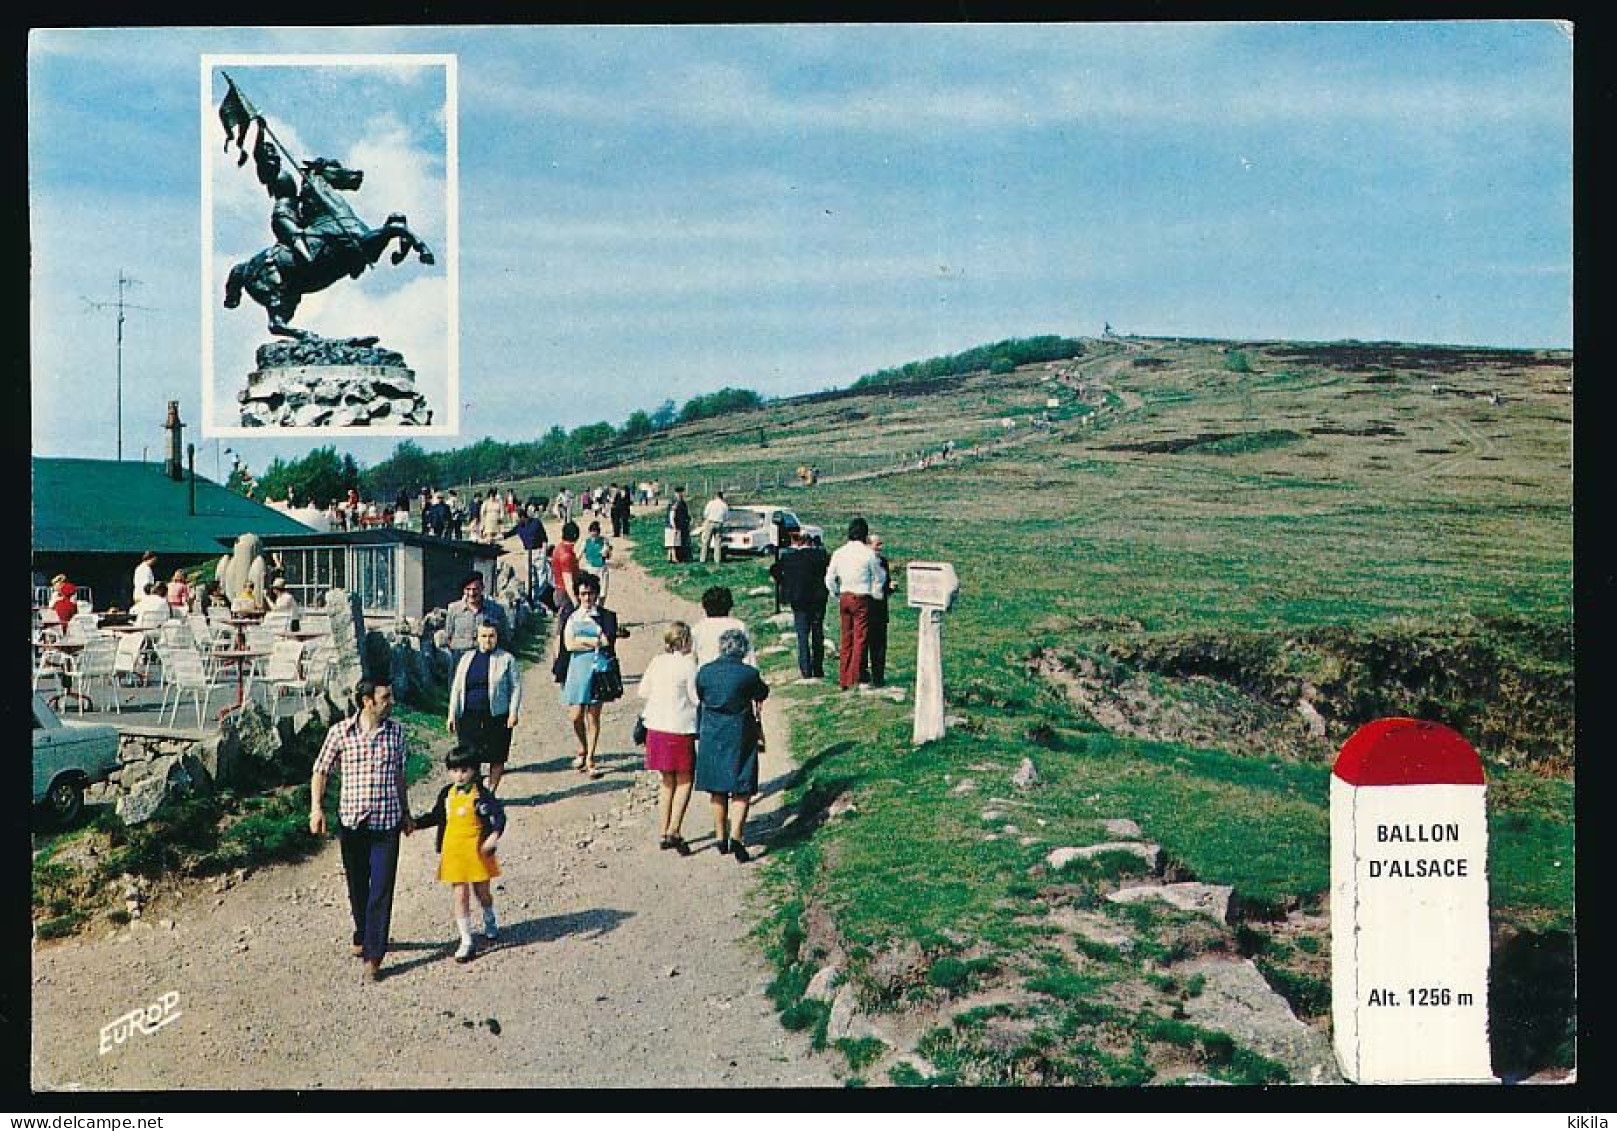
xmin=82 ymin=270 xmax=154 ymax=461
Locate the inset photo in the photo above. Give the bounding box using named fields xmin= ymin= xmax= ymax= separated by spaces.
xmin=201 ymin=55 xmax=458 ymax=436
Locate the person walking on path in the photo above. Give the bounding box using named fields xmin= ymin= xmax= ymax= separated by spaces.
xmin=448 ymin=620 xmax=523 ymax=794
xmin=560 ymin=572 xmax=618 ymax=778
xmin=668 ymin=486 xmax=691 ymax=563
xmin=638 ymin=620 xmax=699 ymax=855
xmin=413 ymin=745 xmax=507 ymax=963
xmin=824 ymin=516 xmax=882 ymax=690
xmin=611 ymin=483 xmax=632 ymax=538
xmin=695 ymin=629 xmax=769 ymax=862
xmin=310 ymin=678 xmax=416 ymax=982
xmin=691 ymin=586 xmax=755 ymax=669
xmin=549 ymin=521 xmax=584 ymax=681
xmin=699 ymin=490 xmax=730 ymax=564
xmin=771 ymin=528 xmax=830 ymax=681
xmin=581 ymin=520 xmax=614 ymax=603
xmin=861 ymin=534 xmax=896 ymax=688
xmin=479 ymin=490 xmax=505 ymax=544
xmin=445 ymin=572 xmax=511 ymax=665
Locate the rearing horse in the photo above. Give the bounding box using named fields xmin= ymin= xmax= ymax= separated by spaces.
xmin=223 ymin=157 xmax=435 ymax=339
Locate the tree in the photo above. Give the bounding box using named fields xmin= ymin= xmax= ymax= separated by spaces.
xmin=362 ymin=439 xmax=438 ymax=499
xmin=649 ymin=399 xmax=678 ymax=430
xmin=620 ymin=410 xmax=653 ymax=440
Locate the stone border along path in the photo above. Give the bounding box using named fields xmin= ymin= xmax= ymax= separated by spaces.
xmin=31 ymin=533 xmax=835 ymax=1090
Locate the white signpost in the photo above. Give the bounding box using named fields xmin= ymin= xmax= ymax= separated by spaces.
xmin=906 ymin=561 xmax=959 ymax=745
xmin=1329 ymin=718 xmax=1497 ymax=1084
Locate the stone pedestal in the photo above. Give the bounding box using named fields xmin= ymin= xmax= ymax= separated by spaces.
xmin=238 ymin=337 xmax=432 ymax=427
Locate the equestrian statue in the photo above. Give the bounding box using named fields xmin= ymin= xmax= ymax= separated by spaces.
xmin=218 ymin=72 xmax=435 ymax=340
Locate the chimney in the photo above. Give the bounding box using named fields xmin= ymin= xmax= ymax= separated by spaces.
xmin=164 ymin=401 xmax=185 ymax=482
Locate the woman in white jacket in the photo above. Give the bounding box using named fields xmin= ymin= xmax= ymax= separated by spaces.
xmin=448 ymin=620 xmax=523 ymax=793
xmin=638 ymin=620 xmax=699 ymax=854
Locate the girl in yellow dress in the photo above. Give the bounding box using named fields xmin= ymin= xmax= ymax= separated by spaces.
xmin=415 ymin=745 xmax=508 ymax=962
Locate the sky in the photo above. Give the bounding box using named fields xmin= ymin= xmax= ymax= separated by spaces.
xmin=28 ymin=22 xmax=1573 ymax=478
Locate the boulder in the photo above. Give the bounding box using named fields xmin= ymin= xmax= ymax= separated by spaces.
xmin=747 ymin=586 xmax=773 ymax=597
xmin=192 ymin=732 xmax=241 ymax=788
xmin=1046 ymin=842 xmax=1162 ymax=871
xmin=766 ymin=612 xmax=796 ymax=629
xmin=1174 ymin=955 xmax=1342 ymax=1083
xmin=180 ymin=751 xmax=216 ymax=792
xmin=1097 ymin=818 xmax=1143 ymax=839
xmin=116 ymin=776 xmax=168 ymax=826
xmin=826 ymin=984 xmax=882 ymax=1042
xmin=950 ymin=778 xmax=977 ymax=795
xmin=324 ymin=589 xmax=368 ymax=701
xmin=803 ymin=965 xmax=842 ymax=1003
xmin=1011 ymin=757 xmax=1041 ymax=790
xmin=1297 ymin=698 xmax=1328 ymax=740
xmin=1106 ymin=882 xmax=1234 ymax=923
xmin=227 ymin=703 xmax=282 ymax=767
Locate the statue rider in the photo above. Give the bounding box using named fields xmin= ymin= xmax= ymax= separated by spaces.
xmin=253 ymin=131 xmax=313 ymax=269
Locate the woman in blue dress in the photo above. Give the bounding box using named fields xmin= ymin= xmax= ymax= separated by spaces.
xmin=695 ymin=628 xmax=769 ymax=862
xmin=560 ymin=572 xmax=618 ymax=778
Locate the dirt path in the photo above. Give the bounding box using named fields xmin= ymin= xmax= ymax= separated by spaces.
xmin=31 ymin=538 xmax=835 ymax=1090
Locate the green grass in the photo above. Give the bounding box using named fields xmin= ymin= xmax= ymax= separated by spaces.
xmin=523 ymin=337 xmax=1573 ymax=1080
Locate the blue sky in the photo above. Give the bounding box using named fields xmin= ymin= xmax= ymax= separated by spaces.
xmin=29 ymin=22 xmax=1572 ymax=476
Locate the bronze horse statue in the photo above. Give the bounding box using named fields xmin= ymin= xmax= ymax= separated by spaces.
xmin=223 ymin=155 xmax=435 ymax=339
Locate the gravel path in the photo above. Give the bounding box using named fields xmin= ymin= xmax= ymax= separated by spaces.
xmin=31 ymin=538 xmax=835 ymax=1090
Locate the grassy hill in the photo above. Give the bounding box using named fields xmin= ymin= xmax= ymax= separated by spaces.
xmin=499 ymin=335 xmax=1574 ymax=1084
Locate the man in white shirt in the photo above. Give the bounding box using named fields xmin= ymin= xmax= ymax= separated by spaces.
xmin=823 ymin=516 xmax=882 ymax=689
xmin=699 ymin=491 xmax=730 ymax=564
xmin=132 ymin=551 xmax=158 ymax=604
xmin=131 ymin=583 xmax=172 ymax=626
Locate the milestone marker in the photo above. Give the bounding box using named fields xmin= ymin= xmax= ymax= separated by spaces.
xmin=906 ymin=562 xmax=959 ymax=745
xmin=1329 ymin=718 xmax=1497 ymax=1083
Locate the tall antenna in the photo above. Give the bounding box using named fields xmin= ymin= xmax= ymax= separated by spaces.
xmin=81 ymin=270 xmax=155 ymax=461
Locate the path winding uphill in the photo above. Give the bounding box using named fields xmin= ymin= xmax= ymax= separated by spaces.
xmin=31 ymin=539 xmax=834 ymax=1090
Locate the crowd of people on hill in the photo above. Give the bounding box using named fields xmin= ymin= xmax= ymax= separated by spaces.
xmin=305 ymin=499 xmax=900 ymax=981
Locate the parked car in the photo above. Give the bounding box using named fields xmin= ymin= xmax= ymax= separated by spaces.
xmin=721 ymin=506 xmax=824 ymax=557
xmin=32 ymin=693 xmax=119 ymax=827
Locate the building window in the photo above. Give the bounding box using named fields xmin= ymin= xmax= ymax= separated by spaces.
xmin=279 ymin=546 xmax=346 ymax=613
xmin=272 ymin=543 xmax=399 ymax=617
xmin=352 ymin=545 xmax=397 ymax=614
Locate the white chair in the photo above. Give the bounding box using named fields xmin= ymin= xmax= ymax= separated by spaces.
xmin=262 ymin=611 xmax=293 ymax=636
xmin=33 ymin=641 xmax=66 ymax=693
xmin=160 ymin=649 xmax=226 ymax=730
xmin=112 ymin=631 xmax=148 ymax=689
xmin=133 ymin=605 xmax=171 ymax=631
xmin=299 ymin=613 xmax=332 ymax=638
xmin=69 ymin=638 xmax=120 ymax=714
xmin=259 ymin=638 xmax=310 ymax=712
xmin=302 ymin=640 xmax=338 ymax=692
xmin=66 ymin=614 xmax=102 ymax=643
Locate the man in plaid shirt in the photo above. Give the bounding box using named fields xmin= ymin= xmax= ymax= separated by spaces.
xmin=311 ymin=678 xmax=416 ymax=982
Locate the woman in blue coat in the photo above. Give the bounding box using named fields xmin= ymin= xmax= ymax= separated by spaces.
xmin=695 ymin=628 xmax=769 ymax=862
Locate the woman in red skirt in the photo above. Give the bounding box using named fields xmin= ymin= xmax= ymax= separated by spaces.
xmin=637 ymin=620 xmax=699 ymax=854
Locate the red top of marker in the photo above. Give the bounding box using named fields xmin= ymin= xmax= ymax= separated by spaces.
xmin=1332 ymin=718 xmax=1485 ymax=786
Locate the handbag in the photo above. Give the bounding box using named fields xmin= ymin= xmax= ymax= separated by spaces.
xmin=632 ymin=716 xmax=648 ymax=745
xmin=589 ymin=652 xmax=625 ymax=702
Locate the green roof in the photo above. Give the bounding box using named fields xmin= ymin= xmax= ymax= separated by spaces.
xmin=32 ymin=457 xmax=314 ymax=556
